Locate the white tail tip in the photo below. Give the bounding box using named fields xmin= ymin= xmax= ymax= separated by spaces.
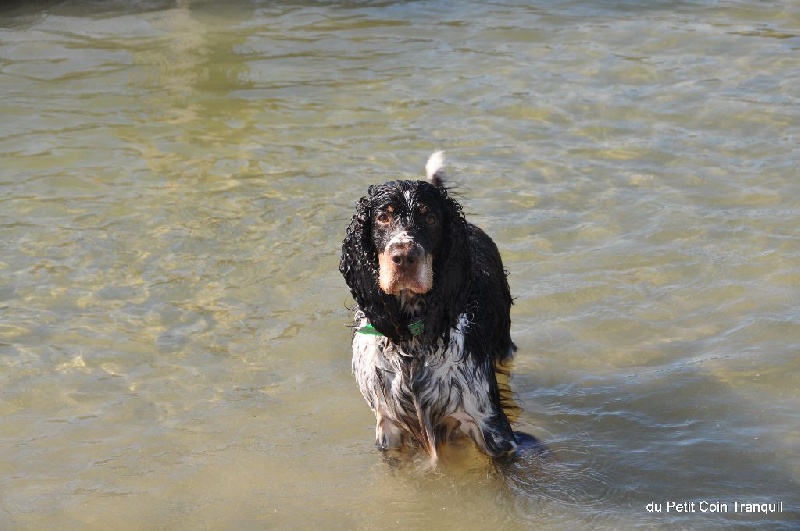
xmin=425 ymin=151 xmax=446 ymax=184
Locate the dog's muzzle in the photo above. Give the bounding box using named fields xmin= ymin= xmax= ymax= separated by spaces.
xmin=378 ymin=233 xmax=433 ymax=295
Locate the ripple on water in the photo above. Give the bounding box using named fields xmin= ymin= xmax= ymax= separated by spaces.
xmin=1 ymin=0 xmax=800 ymax=528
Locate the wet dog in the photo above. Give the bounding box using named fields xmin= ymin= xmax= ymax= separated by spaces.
xmin=340 ymin=152 xmax=534 ymax=461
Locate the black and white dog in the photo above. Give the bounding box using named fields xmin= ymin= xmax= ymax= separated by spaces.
xmin=340 ymin=153 xmax=532 ymax=462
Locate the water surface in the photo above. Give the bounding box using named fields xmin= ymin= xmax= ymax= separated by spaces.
xmin=1 ymin=0 xmax=799 ymax=529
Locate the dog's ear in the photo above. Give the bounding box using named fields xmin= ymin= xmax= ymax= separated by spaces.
xmin=339 ymin=193 xmax=408 ymax=342
xmin=425 ymin=190 xmax=472 ymax=337
xmin=340 ymin=194 xmax=379 ymax=311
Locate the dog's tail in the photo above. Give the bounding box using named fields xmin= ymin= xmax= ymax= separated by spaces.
xmin=425 ymin=151 xmax=446 ymax=188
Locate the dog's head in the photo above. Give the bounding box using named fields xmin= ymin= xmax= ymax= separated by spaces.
xmin=340 ymin=179 xmax=471 ymax=341
xmin=369 ymin=180 xmax=445 ymax=296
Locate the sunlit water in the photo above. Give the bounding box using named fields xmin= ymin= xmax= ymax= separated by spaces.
xmin=1 ymin=0 xmax=799 ymax=529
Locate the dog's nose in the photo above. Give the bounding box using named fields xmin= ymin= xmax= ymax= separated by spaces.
xmin=389 ymin=245 xmax=420 ymax=268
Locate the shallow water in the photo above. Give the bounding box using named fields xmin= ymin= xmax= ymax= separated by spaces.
xmin=1 ymin=0 xmax=799 ymax=528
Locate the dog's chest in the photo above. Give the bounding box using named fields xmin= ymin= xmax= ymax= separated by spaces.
xmin=351 ymin=313 xmax=490 ymax=422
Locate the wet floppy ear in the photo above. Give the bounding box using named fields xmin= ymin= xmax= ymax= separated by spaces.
xmin=340 ymin=195 xmax=378 ymax=305
xmin=339 ymin=194 xmax=407 ymax=341
xmin=440 ymin=195 xmax=472 ymax=296
xmin=428 ymin=193 xmax=472 ymax=333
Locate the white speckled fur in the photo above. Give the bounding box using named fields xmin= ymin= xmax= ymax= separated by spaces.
xmin=352 ymin=310 xmax=500 ymax=460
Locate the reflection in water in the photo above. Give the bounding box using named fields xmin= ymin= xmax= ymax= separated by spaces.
xmin=1 ymin=0 xmax=799 ymax=528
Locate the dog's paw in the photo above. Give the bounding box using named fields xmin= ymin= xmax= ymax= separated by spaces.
xmin=513 ymin=431 xmax=549 ymax=459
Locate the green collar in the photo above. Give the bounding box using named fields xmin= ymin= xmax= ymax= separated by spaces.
xmin=356 ymin=320 xmax=425 ymax=337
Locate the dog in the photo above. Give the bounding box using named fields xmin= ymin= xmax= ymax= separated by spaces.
xmin=340 ymin=152 xmax=527 ymax=462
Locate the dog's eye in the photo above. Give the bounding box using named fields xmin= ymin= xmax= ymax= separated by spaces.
xmin=418 ymin=204 xmax=437 ymax=225
xmin=376 ymin=204 xmax=396 ymax=224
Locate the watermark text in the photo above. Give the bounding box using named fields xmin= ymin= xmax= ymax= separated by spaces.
xmin=646 ymin=501 xmax=784 ymax=514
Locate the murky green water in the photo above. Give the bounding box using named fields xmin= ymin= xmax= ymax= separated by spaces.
xmin=1 ymin=0 xmax=798 ymax=528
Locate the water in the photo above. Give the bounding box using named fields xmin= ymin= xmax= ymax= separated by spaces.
xmin=1 ymin=0 xmax=798 ymax=528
